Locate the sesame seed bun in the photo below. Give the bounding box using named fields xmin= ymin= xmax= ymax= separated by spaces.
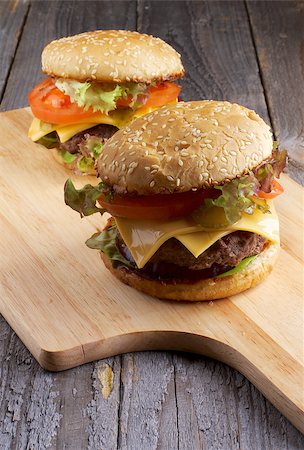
xmin=100 ymin=243 xmax=279 ymax=302
xmin=42 ymin=30 xmax=184 ymax=84
xmin=97 ymin=100 xmax=273 ymax=195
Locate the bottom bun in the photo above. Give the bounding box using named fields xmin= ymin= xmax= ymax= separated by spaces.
xmin=100 ymin=243 xmax=280 ymax=302
xmin=50 ymin=148 xmax=96 ymax=176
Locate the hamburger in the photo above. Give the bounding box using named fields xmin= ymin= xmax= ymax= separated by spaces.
xmin=28 ymin=30 xmax=184 ymax=175
xmin=64 ymin=100 xmax=286 ymax=301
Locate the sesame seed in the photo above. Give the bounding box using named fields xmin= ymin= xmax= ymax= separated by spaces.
xmin=178 ymin=159 xmax=183 ymax=166
xmin=167 ymin=175 xmax=174 ymax=181
xmin=150 ymin=181 xmax=156 ymax=187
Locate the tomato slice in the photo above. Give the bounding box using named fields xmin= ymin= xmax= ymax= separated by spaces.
xmin=28 ymin=78 xmax=100 ymax=124
xmin=29 ymin=78 xmax=181 ymax=124
xmin=98 ymin=188 xmax=218 ymax=220
xmin=116 ymin=82 xmax=180 ymax=110
xmin=138 ymin=82 xmax=181 ymax=111
xmin=257 ymin=179 xmax=284 ymax=199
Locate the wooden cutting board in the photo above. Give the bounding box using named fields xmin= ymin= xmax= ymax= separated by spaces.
xmin=0 ymin=108 xmax=303 ymax=433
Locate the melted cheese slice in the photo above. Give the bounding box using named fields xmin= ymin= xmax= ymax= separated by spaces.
xmin=115 ymin=203 xmax=280 ymax=268
xmin=28 ymin=102 xmax=177 ymax=143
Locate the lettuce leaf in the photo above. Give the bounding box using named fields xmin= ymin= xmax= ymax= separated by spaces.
xmin=255 ymin=147 xmax=287 ymax=192
xmin=55 ymin=78 xmax=149 ymax=114
xmin=36 ymin=132 xmax=59 ymax=149
xmin=78 ymin=135 xmax=104 ymax=159
xmin=216 ymin=255 xmax=257 ymax=278
xmin=61 ymin=150 xmax=77 ymax=163
xmin=207 ymin=176 xmax=261 ymax=224
xmin=86 ymin=225 xmax=134 ymax=268
xmin=78 ymin=156 xmax=94 ymax=173
xmin=64 ymin=179 xmax=109 ymax=217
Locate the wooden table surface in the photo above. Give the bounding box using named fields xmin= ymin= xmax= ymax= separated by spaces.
xmin=0 ymin=1 xmax=303 ymax=449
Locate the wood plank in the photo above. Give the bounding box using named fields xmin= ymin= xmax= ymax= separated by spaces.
xmin=174 ymin=353 xmax=304 ymax=449
xmin=246 ymin=0 xmax=304 ymax=184
xmin=138 ymin=0 xmax=269 ymax=118
xmin=0 ymin=0 xmax=29 ymax=103
xmin=0 ymin=106 xmax=303 ymax=431
xmin=0 ymin=0 xmax=136 ymax=110
xmin=118 ymin=353 xmax=178 ymax=449
xmin=0 ymin=317 xmax=62 ymax=449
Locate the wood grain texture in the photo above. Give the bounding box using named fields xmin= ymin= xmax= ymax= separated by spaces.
xmin=0 ymin=108 xmax=303 ymax=436
xmin=137 ymin=0 xmax=269 ymax=118
xmin=246 ymin=0 xmax=304 ymax=184
xmin=1 ymin=0 xmax=304 ymax=448
xmin=0 ymin=0 xmax=29 ymax=102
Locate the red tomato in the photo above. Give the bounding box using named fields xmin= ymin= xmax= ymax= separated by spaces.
xmin=257 ymin=179 xmax=284 ymax=199
xmin=98 ymin=188 xmax=218 ymax=220
xmin=139 ymin=82 xmax=181 ymax=111
xmin=29 ymin=78 xmax=181 ymax=124
xmin=28 ymin=78 xmax=100 ymax=124
xmin=116 ymin=82 xmax=180 ymax=110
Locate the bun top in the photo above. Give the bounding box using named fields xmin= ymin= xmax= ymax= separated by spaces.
xmin=41 ymin=30 xmax=184 ymax=84
xmin=97 ymin=101 xmax=273 ymax=195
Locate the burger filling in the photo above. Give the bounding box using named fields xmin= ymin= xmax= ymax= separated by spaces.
xmin=37 ymin=124 xmax=118 ymax=174
xmin=86 ymin=221 xmax=267 ymax=283
xmin=116 ymin=229 xmax=266 ymax=282
xmin=28 ymin=78 xmax=181 ymax=174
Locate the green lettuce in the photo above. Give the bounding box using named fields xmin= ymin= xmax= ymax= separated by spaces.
xmin=36 ymin=132 xmax=59 ymax=149
xmin=78 ymin=156 xmax=94 ymax=173
xmin=216 ymin=255 xmax=257 ymax=278
xmin=207 ymin=176 xmax=269 ymax=224
xmin=86 ymin=225 xmax=133 ymax=268
xmin=61 ymin=150 xmax=77 ymax=163
xmin=78 ymin=135 xmax=104 ymax=159
xmin=254 ymin=147 xmax=287 ymax=191
xmin=55 ymin=78 xmax=148 ymax=114
xmin=64 ymin=179 xmax=110 ymax=217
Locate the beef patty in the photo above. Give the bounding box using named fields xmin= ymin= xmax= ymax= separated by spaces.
xmin=148 ymin=231 xmax=266 ymax=270
xmin=59 ymin=124 xmax=118 ymax=154
xmin=117 ymin=231 xmax=266 ymax=281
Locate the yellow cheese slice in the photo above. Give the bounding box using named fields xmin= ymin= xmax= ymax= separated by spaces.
xmin=28 ymin=104 xmax=164 ymax=143
xmin=115 ymin=202 xmax=279 ymax=268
